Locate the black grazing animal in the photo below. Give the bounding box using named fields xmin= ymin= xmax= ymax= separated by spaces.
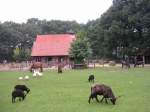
xmin=134 ymin=56 xmax=144 ymax=67
xmin=121 ymin=60 xmax=130 ymax=69
xmin=12 ymin=89 xmax=26 ymax=103
xmin=88 ymin=75 xmax=95 ymax=83
xmin=88 ymin=84 xmax=117 ymax=105
xmin=134 ymin=61 xmax=144 ymax=67
xmin=15 ymin=85 xmax=30 ymax=94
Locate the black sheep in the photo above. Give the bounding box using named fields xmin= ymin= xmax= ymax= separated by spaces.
xmin=88 ymin=84 xmax=117 ymax=105
xmin=15 ymin=85 xmax=30 ymax=94
xmin=12 ymin=89 xmax=26 ymax=103
xmin=88 ymin=75 xmax=95 ymax=83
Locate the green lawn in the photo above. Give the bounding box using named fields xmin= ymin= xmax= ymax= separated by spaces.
xmin=0 ymin=67 xmax=150 ymax=112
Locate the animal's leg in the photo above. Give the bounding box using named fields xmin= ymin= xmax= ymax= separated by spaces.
xmin=95 ymin=95 xmax=99 ymax=103
xmin=13 ymin=97 xmax=16 ymax=103
xmin=22 ymin=96 xmax=25 ymax=100
xmin=128 ymin=64 xmax=130 ymax=68
xmin=100 ymin=96 xmax=104 ymax=102
xmin=105 ymin=98 xmax=108 ymax=104
xmin=33 ymin=71 xmax=36 ymax=77
xmin=19 ymin=97 xmax=21 ymax=101
xmin=134 ymin=64 xmax=136 ymax=67
xmin=142 ymin=63 xmax=144 ymax=67
xmin=12 ymin=97 xmax=14 ymax=103
xmin=37 ymin=71 xmax=40 ymax=76
xmin=88 ymin=94 xmax=92 ymax=103
xmin=41 ymin=67 xmax=43 ymax=72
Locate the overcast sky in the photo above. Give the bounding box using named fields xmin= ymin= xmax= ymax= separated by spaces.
xmin=0 ymin=0 xmax=112 ymax=24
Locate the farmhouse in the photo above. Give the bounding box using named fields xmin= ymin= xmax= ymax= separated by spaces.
xmin=31 ymin=34 xmax=75 ymax=67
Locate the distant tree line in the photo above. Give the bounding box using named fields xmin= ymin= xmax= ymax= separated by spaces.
xmin=0 ymin=0 xmax=150 ymax=62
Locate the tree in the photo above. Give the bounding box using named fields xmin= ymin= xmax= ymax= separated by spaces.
xmin=13 ymin=46 xmax=20 ymax=61
xmin=69 ymin=32 xmax=92 ymax=63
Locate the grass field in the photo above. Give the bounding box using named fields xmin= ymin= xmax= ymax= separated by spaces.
xmin=0 ymin=67 xmax=150 ymax=112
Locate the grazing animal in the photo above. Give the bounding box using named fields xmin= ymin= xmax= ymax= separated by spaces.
xmin=30 ymin=62 xmax=43 ymax=72
xmin=134 ymin=61 xmax=144 ymax=67
xmin=134 ymin=56 xmax=144 ymax=67
xmin=88 ymin=84 xmax=118 ymax=105
xmin=12 ymin=89 xmax=26 ymax=103
xmin=15 ymin=85 xmax=30 ymax=94
xmin=58 ymin=64 xmax=62 ymax=73
xmin=121 ymin=60 xmax=130 ymax=69
xmin=88 ymin=75 xmax=95 ymax=83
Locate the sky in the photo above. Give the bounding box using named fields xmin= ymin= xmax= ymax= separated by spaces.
xmin=0 ymin=0 xmax=112 ymax=24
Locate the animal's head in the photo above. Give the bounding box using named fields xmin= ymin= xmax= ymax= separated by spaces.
xmin=23 ymin=93 xmax=27 ymax=100
xmin=26 ymin=88 xmax=30 ymax=93
xmin=110 ymin=96 xmax=121 ymax=105
xmin=24 ymin=86 xmax=30 ymax=94
xmin=110 ymin=97 xmax=116 ymax=105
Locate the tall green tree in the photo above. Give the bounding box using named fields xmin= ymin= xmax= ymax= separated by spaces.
xmin=69 ymin=32 xmax=92 ymax=63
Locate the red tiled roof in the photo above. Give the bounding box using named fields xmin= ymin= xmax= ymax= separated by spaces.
xmin=31 ymin=34 xmax=75 ymax=56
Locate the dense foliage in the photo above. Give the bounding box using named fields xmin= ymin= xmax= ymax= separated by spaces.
xmin=69 ymin=31 xmax=92 ymax=63
xmin=86 ymin=0 xmax=150 ymax=59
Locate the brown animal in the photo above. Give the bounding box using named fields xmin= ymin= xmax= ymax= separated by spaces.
xmin=121 ymin=60 xmax=130 ymax=69
xmin=30 ymin=62 xmax=43 ymax=72
xmin=88 ymin=84 xmax=118 ymax=105
xmin=58 ymin=64 xmax=62 ymax=73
